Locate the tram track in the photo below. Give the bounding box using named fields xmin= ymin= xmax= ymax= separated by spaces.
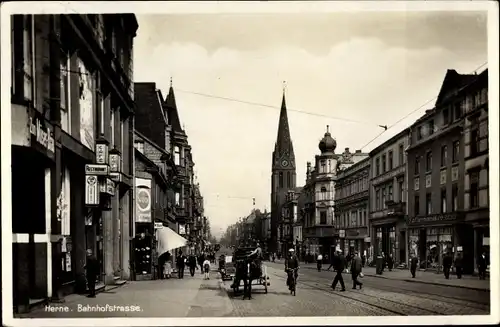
xmin=267 ymin=270 xmax=486 ymax=316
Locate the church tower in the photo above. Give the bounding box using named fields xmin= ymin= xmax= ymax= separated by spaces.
xmin=270 ymin=86 xmax=296 ymax=253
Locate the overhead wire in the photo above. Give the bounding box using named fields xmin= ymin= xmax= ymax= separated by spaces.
xmin=359 ymin=61 xmax=488 ymax=150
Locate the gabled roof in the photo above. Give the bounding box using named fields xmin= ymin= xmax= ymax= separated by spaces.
xmin=165 ymin=84 xmax=184 ymax=134
xmin=435 ymin=69 xmax=478 ymax=107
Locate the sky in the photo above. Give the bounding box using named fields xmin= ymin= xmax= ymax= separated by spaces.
xmin=133 ymin=11 xmax=488 ymax=239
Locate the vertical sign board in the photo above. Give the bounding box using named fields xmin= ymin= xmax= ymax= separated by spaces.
xmin=85 ymin=175 xmax=99 ymax=206
xmin=179 ymin=224 xmax=186 ymax=235
xmin=95 ymin=143 xmax=109 ymax=165
xmin=136 ymin=178 xmax=152 ymax=223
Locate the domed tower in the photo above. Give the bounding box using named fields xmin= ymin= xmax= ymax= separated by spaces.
xmin=319 ymin=125 xmax=337 ymax=154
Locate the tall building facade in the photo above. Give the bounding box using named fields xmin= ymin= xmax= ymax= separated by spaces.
xmin=270 ymin=92 xmax=296 ymax=253
xmin=10 ymin=14 xmax=138 ymax=313
xmin=334 ymin=157 xmax=371 ymax=258
xmin=302 ymin=126 xmax=368 ymax=258
xmin=406 ymin=69 xmax=487 ymax=273
xmin=368 ymin=129 xmax=410 ymax=264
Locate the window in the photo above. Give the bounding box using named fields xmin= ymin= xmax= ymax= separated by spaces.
xmin=287 ymin=172 xmax=291 ymax=188
xmin=441 ymin=189 xmax=447 ymax=213
xmin=417 ymin=126 xmax=422 ymax=140
xmin=398 ymin=179 xmax=404 ymax=202
xmin=429 ymin=120 xmax=435 ymax=135
xmin=351 ymin=212 xmax=357 ymax=227
xmin=415 ymin=156 xmax=420 ymax=175
xmin=60 ymin=50 xmax=71 ymax=133
xmin=470 ymin=128 xmax=479 ymax=156
xmin=452 ymin=184 xmax=458 ymax=211
xmin=376 ymin=158 xmax=380 ymax=176
xmin=388 ymin=151 xmax=393 ymax=170
xmin=382 ymin=155 xmax=386 ymax=173
xmin=110 ymin=109 xmax=115 ymax=146
xmin=454 ymin=102 xmax=462 ymax=121
xmin=321 ymin=186 xmax=327 ymax=201
xmin=426 ymin=193 xmax=432 ymax=215
xmin=399 ymin=144 xmax=404 ymax=166
xmin=414 ymin=195 xmax=420 ymax=215
xmin=426 ymin=151 xmax=432 ymax=171
xmin=23 ymin=16 xmax=35 ymax=103
xmin=443 ymin=108 xmax=449 ymax=125
xmin=320 ymin=211 xmax=327 ymax=225
xmin=135 ymin=141 xmax=144 ymax=153
xmin=175 ymin=192 xmax=180 ymax=206
xmin=388 ymin=184 xmax=393 ymax=201
xmin=279 ymin=172 xmax=283 ymax=188
xmin=375 ymin=189 xmax=381 ymax=210
xmin=452 ymin=141 xmax=460 ymax=163
xmin=441 ymin=145 xmax=447 ymax=167
xmin=470 ymin=171 xmax=479 ymax=208
xmin=382 ymin=187 xmax=387 ymax=208
xmin=174 ymin=146 xmax=181 ymax=165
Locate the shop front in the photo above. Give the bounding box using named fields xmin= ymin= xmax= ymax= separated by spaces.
xmin=344 ymin=227 xmax=368 ymax=257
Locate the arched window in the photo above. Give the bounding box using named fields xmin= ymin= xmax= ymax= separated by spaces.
xmin=287 ymin=171 xmax=291 ymax=188
xmin=279 ymin=172 xmax=283 ymax=188
xmin=321 ymin=186 xmax=327 ymax=200
xmin=174 ymin=146 xmax=180 ymax=165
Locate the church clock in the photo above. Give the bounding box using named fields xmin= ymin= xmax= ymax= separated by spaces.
xmin=281 ymin=159 xmax=289 ymax=168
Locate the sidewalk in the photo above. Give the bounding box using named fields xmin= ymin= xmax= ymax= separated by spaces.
xmin=15 ymin=271 xmax=233 ymax=318
xmin=271 ymin=260 xmax=490 ymax=292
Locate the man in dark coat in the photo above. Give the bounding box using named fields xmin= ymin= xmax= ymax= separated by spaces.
xmin=198 ymin=252 xmax=205 ymax=275
xmin=454 ymin=252 xmax=463 ymax=279
xmin=331 ymin=250 xmax=346 ymax=292
xmin=351 ymin=251 xmax=363 ymax=290
xmin=477 ymin=252 xmax=487 ymax=280
xmin=442 ymin=252 xmax=453 ymax=279
xmin=410 ymin=254 xmax=418 ymax=278
xmin=84 ymin=249 xmax=99 ymax=298
xmin=176 ymin=251 xmax=186 ymax=279
xmin=188 ymin=254 xmax=197 ymax=277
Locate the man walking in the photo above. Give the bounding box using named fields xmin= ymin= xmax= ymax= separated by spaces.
xmin=177 ymin=251 xmax=186 ymax=279
xmin=317 ymin=253 xmax=323 ymax=272
xmin=331 ymin=250 xmax=346 ymax=292
xmin=351 ymin=251 xmax=363 ymax=290
xmin=477 ymin=251 xmax=487 ymax=280
xmin=188 ymin=254 xmax=197 ymax=277
xmin=454 ymin=252 xmax=463 ymax=279
xmin=410 ymin=254 xmax=418 ymax=278
xmin=443 ymin=251 xmax=453 ymax=279
xmin=84 ymin=249 xmax=99 ymax=298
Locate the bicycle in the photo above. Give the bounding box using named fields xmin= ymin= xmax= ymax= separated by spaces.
xmin=286 ymin=268 xmax=298 ymax=296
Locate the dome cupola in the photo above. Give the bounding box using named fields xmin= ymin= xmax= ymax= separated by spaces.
xmin=318 ymin=125 xmax=337 ymax=154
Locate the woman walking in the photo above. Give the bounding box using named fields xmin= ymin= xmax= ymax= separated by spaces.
xmin=203 ymin=258 xmax=211 ymax=280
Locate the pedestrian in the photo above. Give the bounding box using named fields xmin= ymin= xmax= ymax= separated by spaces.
xmin=361 ymin=253 xmax=366 ymax=267
xmin=381 ymin=252 xmax=386 ymax=272
xmin=203 ymin=258 xmax=211 ymax=280
xmin=84 ymin=249 xmax=99 ymax=298
xmin=317 ymin=253 xmax=323 ymax=271
xmin=443 ymin=251 xmax=453 ymax=279
xmin=454 ymin=252 xmax=463 ymax=279
xmin=188 ymin=254 xmax=197 ymax=277
xmin=272 ymin=253 xmax=276 ymax=263
xmin=164 ymin=259 xmax=172 ymax=279
xmin=410 ymin=254 xmax=418 ymax=278
xmin=331 ymin=250 xmax=346 ymax=292
xmin=198 ymin=252 xmax=205 ymax=275
xmin=351 ymin=251 xmax=363 ymax=290
xmin=387 ymin=254 xmax=394 ymax=271
xmin=176 ymin=251 xmax=186 ymax=279
xmin=477 ymin=252 xmax=487 ymax=280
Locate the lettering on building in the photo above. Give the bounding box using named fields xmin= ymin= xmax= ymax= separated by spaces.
xmin=29 ymin=117 xmax=55 ymax=153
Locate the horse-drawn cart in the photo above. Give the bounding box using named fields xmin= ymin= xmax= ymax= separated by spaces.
xmin=230 ymin=247 xmax=270 ymax=297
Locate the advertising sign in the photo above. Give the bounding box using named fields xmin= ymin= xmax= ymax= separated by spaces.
xmin=179 ymin=224 xmax=186 ymax=235
xmin=96 ymin=143 xmax=109 ymax=164
xmin=85 ymin=175 xmax=99 ymax=206
xmin=154 ymin=222 xmax=163 ymax=229
xmin=85 ymin=164 xmax=109 ymax=176
xmin=29 ymin=116 xmax=55 ymax=154
xmin=136 ymin=178 xmax=152 ymax=223
xmin=109 ymin=153 xmax=121 ymax=172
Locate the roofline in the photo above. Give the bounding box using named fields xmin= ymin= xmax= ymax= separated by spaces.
xmin=369 ymin=128 xmax=410 ymax=156
xmin=134 ymin=130 xmax=169 ymax=155
xmin=338 ymin=156 xmax=370 ymax=175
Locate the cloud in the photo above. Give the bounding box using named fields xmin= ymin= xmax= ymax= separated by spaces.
xmin=134 ymin=32 xmax=486 ymax=235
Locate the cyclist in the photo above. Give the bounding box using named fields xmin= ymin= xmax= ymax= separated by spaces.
xmin=284 ymin=248 xmax=299 ymax=290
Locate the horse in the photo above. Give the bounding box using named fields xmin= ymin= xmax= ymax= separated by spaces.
xmin=235 ymin=258 xmax=259 ymax=300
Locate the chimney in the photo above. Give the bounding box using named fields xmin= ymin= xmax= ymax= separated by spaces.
xmin=355 ymin=150 xmax=361 ymax=153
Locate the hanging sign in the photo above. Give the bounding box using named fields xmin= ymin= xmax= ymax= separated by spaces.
xmin=154 ymin=222 xmax=163 ymax=229
xmin=85 ymin=175 xmax=99 ymax=206
xmin=136 ymin=183 xmax=151 ymax=223
xmin=96 ymin=143 xmax=109 ymax=165
xmin=100 ymin=178 xmax=115 ymax=196
xmin=109 ymin=153 xmax=121 ymax=172
xmin=85 ymin=164 xmax=109 ymax=176
xmin=110 ymin=172 xmax=122 ymax=183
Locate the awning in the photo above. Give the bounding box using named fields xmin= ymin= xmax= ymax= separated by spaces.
xmin=156 ymin=227 xmax=187 ymax=256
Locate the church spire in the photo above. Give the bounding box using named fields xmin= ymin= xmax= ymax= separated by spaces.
xmin=274 ymin=81 xmax=294 ymax=161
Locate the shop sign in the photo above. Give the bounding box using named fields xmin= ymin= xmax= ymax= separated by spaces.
xmin=409 ymin=213 xmax=457 ymax=224
xmin=109 ymin=153 xmax=121 ymax=172
xmin=136 ymin=185 xmax=151 ymax=223
xmin=85 ymin=175 xmax=99 ymax=206
xmin=29 ymin=117 xmax=55 ymax=154
xmin=339 ymin=230 xmax=345 ymax=238
xmin=96 ymin=143 xmax=109 ymax=165
xmin=100 ymin=178 xmax=115 ymax=196
xmin=110 ymin=172 xmax=122 ymax=183
xmin=85 ymin=164 xmax=109 ymax=176
xmin=154 ymin=222 xmax=163 ymax=229
xmin=457 ymin=246 xmax=463 ymax=251
xmin=179 ymin=224 xmax=186 ymax=235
